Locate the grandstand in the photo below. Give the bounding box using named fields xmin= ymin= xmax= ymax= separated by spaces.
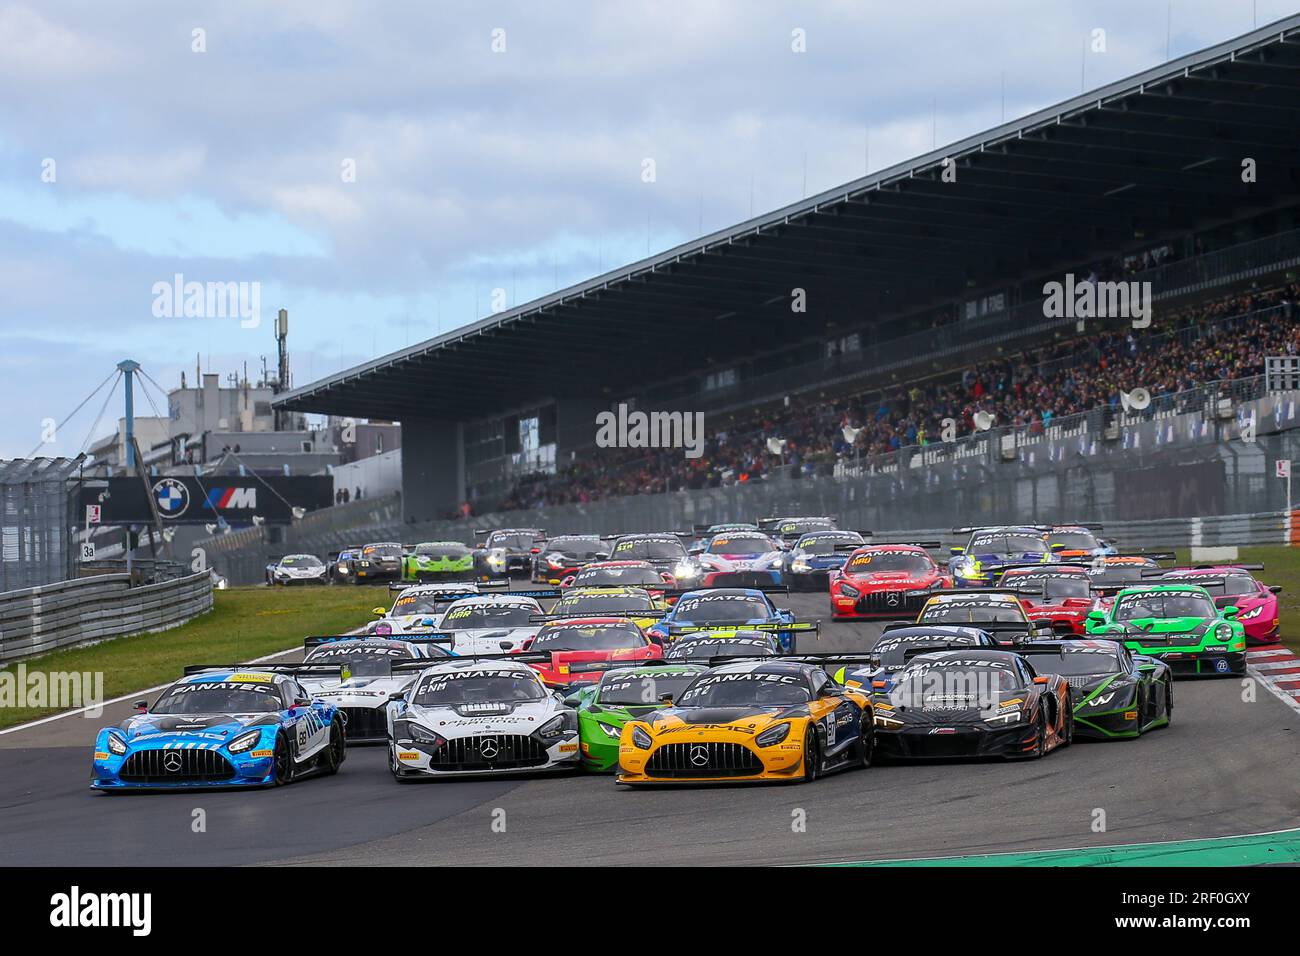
xmin=242 ymin=16 xmax=1300 ymax=583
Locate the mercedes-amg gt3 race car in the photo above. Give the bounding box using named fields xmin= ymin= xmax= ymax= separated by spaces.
xmin=1016 ymin=639 xmax=1172 ymax=739
xmin=430 ymin=591 xmax=558 ymax=654
xmin=387 ymin=658 xmax=579 ymax=779
xmin=92 ymin=666 xmax=345 ymax=790
xmin=1085 ymin=582 xmax=1247 ymax=675
xmin=870 ymin=650 xmax=1072 ymax=760
xmin=830 ymin=543 xmax=948 ymax=620
xmin=780 ymin=530 xmax=866 ymax=591
xmin=616 ymin=659 xmax=874 ymax=786
xmin=948 ymin=527 xmax=1057 ymax=587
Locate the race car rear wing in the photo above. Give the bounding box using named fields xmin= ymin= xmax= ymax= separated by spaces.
xmin=387 ymin=651 xmax=557 ymax=671
xmin=528 ymin=611 xmax=660 ymax=623
xmin=835 ymin=540 xmax=941 ymax=551
xmin=304 ymin=634 xmax=456 ymax=650
xmin=182 ymin=663 xmax=345 ymax=677
xmin=665 ymin=621 xmax=819 ymax=639
xmin=1110 ymin=551 xmax=1176 ymax=561
xmin=1132 ymin=574 xmax=1229 ymax=589
xmin=924 ymin=585 xmax=1046 ymax=597
xmin=900 ymin=643 xmax=991 ymax=661
xmin=1187 ymin=562 xmax=1264 ymax=571
xmin=425 ymin=587 xmax=562 ymax=603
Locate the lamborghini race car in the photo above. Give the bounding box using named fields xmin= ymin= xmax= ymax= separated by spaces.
xmin=780 ymin=530 xmax=867 ymax=591
xmin=1085 ymin=582 xmax=1247 ymax=676
xmin=540 ymin=586 xmax=666 ymax=629
xmin=606 ymin=533 xmax=701 ymax=586
xmin=387 ymin=658 xmax=579 ymax=779
xmin=997 ymin=565 xmax=1095 ymax=635
xmin=368 ymin=582 xmax=486 ymax=636
xmin=531 ymin=534 xmax=610 ymax=583
xmin=565 ymin=662 xmax=708 ymax=772
xmin=617 ymin=659 xmax=874 ymax=785
xmin=1016 ymin=639 xmax=1172 ymax=739
xmin=266 ymin=553 xmax=329 ymax=586
xmin=758 ymin=515 xmax=838 ymax=545
xmin=474 ymin=527 xmax=546 ymax=576
xmin=662 ymin=628 xmax=785 ymax=662
xmin=519 ymin=617 xmax=664 ymax=686
xmin=1043 ymin=524 xmax=1116 ymax=560
xmin=92 ymin=666 xmax=345 ymax=790
xmin=695 ymin=530 xmax=787 ymax=587
xmin=1159 ymin=565 xmax=1281 ymax=644
xmin=913 ymin=589 xmax=1053 ymax=645
xmin=831 ymin=625 xmax=999 ymax=689
xmin=400 ymin=541 xmax=479 ymax=583
xmin=870 ymin=649 xmax=1072 ymax=760
xmin=830 ymin=543 xmax=948 ymax=620
xmin=299 ymin=636 xmax=451 ymax=743
xmin=562 ymin=560 xmax=675 ymax=593
xmin=645 ymin=587 xmax=805 ymax=652
xmin=948 ymin=527 xmax=1057 ymax=586
xmin=348 ymin=541 xmax=406 ymax=584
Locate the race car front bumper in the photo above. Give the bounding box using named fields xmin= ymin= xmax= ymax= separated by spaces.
xmin=391 ymin=732 xmax=579 ymax=778
xmin=1139 ymin=649 xmax=1246 ymax=677
xmin=616 ymin=733 xmax=807 ymax=784
xmin=700 ymin=570 xmax=783 ymax=588
xmin=92 ymin=744 xmax=276 ymax=790
xmin=873 ymin=721 xmax=1037 ymax=760
xmin=831 ymin=588 xmax=930 ymax=620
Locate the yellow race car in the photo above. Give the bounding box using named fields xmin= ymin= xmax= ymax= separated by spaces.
xmin=617 ymin=659 xmax=874 ymax=785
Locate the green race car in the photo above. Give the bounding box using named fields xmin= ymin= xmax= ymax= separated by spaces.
xmin=1084 ymin=581 xmax=1246 ymax=676
xmin=401 ymin=541 xmax=478 ymax=583
xmin=564 ymin=662 xmax=708 ymax=772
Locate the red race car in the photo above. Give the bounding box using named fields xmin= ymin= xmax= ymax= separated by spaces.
xmin=997 ymin=565 xmax=1094 ymax=635
xmin=516 ymin=617 xmax=663 ymax=686
xmin=829 ymin=543 xmax=949 ymax=620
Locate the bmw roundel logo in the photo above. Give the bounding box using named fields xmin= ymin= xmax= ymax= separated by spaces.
xmin=153 ymin=478 xmax=190 ymax=519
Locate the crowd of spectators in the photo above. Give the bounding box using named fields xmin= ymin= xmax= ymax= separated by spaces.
xmin=500 ymin=281 xmax=1300 ymax=510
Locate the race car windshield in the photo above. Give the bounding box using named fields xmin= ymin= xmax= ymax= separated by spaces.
xmin=545 ymin=538 xmax=604 ymax=558
xmin=440 ymin=604 xmax=535 ymax=629
xmin=673 ymin=597 xmax=770 ymax=621
xmin=152 ymin=681 xmax=282 ymax=714
xmin=1115 ymin=594 xmax=1216 ymax=621
xmin=281 ymin=555 xmax=322 ymax=568
xmin=1164 ymin=574 xmax=1255 ymax=597
xmin=969 ymin=534 xmax=1048 ymax=556
xmin=613 ymin=539 xmax=685 ymax=560
xmin=796 ymin=535 xmax=860 ymax=555
xmin=532 ymin=623 xmax=645 ymax=651
xmin=1048 ymin=532 xmax=1099 ymax=550
xmin=1028 ymin=651 xmax=1123 ymax=676
xmin=414 ymin=674 xmax=545 ymax=705
xmin=554 ymin=594 xmax=655 ymax=615
xmin=875 ymin=637 xmax=980 ymax=666
xmin=919 ymin=603 xmax=1026 ymax=624
xmin=677 ymin=674 xmax=810 ymax=707
xmin=707 ymin=535 xmax=777 ymax=555
xmin=416 ymin=543 xmax=469 ymax=558
xmin=847 ymin=551 xmax=931 ymax=573
xmin=365 ymin=544 xmax=403 ymax=558
xmin=391 ymin=593 xmax=449 ymax=615
xmin=304 ymin=646 xmax=415 ymax=675
xmin=667 ymin=637 xmax=778 ymax=660
xmin=574 ymin=567 xmax=662 ymax=587
xmin=598 ymin=673 xmax=698 ymax=706
xmin=1010 ymin=576 xmax=1090 ymax=601
xmin=489 ymin=532 xmax=539 ymax=550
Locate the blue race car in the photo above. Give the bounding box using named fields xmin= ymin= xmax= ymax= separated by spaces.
xmin=781 ymin=530 xmax=866 ymax=591
xmin=645 ymin=587 xmax=812 ymax=652
xmin=91 ymin=666 xmax=346 ymax=791
xmin=948 ymin=526 xmax=1058 ymax=587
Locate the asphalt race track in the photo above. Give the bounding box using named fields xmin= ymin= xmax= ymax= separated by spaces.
xmin=2 ymin=588 xmax=1298 ymax=866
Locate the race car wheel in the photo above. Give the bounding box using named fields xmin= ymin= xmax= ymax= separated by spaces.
xmin=855 ymin=719 xmax=875 ymax=769
xmin=1060 ymin=690 xmax=1074 ymax=747
xmin=319 ymin=718 xmax=345 ymax=775
xmin=800 ymin=726 xmax=820 ymax=783
xmin=1159 ymin=679 xmax=1173 ymax=728
xmin=1030 ymin=709 xmax=1048 ymax=759
xmin=272 ymin=732 xmax=293 ymax=786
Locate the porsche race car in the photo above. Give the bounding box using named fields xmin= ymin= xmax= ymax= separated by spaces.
xmin=1084 ymin=582 xmax=1247 ymax=675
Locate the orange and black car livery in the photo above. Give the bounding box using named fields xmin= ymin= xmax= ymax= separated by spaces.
xmin=616 ymin=659 xmax=874 ymax=785
xmin=870 ymin=649 xmax=1072 ymax=760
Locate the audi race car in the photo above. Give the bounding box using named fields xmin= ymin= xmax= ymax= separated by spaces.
xmin=1159 ymin=565 xmax=1281 ymax=644
xmin=645 ymin=588 xmax=804 ymax=652
xmin=870 ymin=650 xmax=1072 ymax=760
xmin=368 ymin=583 xmax=487 ymax=636
xmin=1043 ymin=524 xmax=1116 ymax=561
xmin=948 ymin=527 xmax=1057 ymax=586
xmin=348 ymin=541 xmax=406 ymax=584
xmin=997 ymin=565 xmax=1095 ymax=635
xmin=92 ymin=666 xmax=345 ymax=790
xmin=1016 ymin=639 xmax=1172 ymax=739
xmin=617 ymin=659 xmax=874 ymax=786
xmin=1085 ymin=582 xmax=1247 ymax=676
xmin=474 ymin=527 xmax=546 ymax=578
xmin=520 ymin=617 xmax=664 ymax=687
xmin=531 ymin=534 xmax=609 ymax=583
xmin=299 ymin=636 xmax=451 ymax=743
xmin=687 ymin=521 xmax=760 ymax=553
xmin=781 ymin=530 xmax=867 ymax=591
xmin=663 ymin=628 xmax=784 ymax=662
xmin=266 ymin=553 xmax=329 ymax=586
xmin=431 ymin=592 xmax=558 ymax=654
xmin=607 ymin=533 xmax=701 ymax=587
xmin=562 ymin=559 xmax=676 ymax=594
xmin=564 ymin=662 xmax=708 ymax=772
xmin=912 ymin=589 xmax=1053 ymax=645
xmin=401 ymin=541 xmax=479 ymax=583
xmin=831 ymin=625 xmax=999 ymax=689
xmin=540 ymin=586 xmax=666 ymax=629
xmin=695 ymin=530 xmax=787 ymax=587
xmin=387 ymin=658 xmax=579 ymax=779
xmin=830 ymin=543 xmax=948 ymax=620
xmin=758 ymin=515 xmax=838 ymax=545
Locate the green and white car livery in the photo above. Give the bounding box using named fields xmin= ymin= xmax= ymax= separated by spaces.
xmin=1084 ymin=582 xmax=1246 ymax=676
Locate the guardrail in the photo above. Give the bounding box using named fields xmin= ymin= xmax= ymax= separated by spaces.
xmin=0 ymin=570 xmax=214 ymax=664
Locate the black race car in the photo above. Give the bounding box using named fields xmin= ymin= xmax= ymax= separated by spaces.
xmin=758 ymin=515 xmax=839 ymax=546
xmin=606 ymin=532 xmax=701 ymax=587
xmin=474 ymin=528 xmax=546 ymax=578
xmin=346 ymin=542 xmax=405 ymax=584
xmin=662 ymin=628 xmax=784 ymax=662
xmin=1016 ymin=639 xmax=1172 ymax=739
xmin=871 ymin=649 xmax=1073 ymax=760
xmin=910 ymin=588 xmax=1054 ymax=646
xmin=832 ymin=625 xmax=999 ymax=689
xmin=531 ymin=534 xmax=609 ymax=583
xmin=781 ymin=530 xmax=866 ymax=591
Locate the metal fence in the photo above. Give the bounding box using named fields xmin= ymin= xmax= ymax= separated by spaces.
xmin=0 ymin=570 xmax=214 ymax=664
xmin=0 ymin=458 xmax=80 ymax=592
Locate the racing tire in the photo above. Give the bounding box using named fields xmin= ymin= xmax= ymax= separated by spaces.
xmin=800 ymin=726 xmax=820 ymax=783
xmin=855 ymin=718 xmax=875 ymax=769
xmin=319 ymin=718 xmax=345 ymax=775
xmin=1060 ymin=691 xmax=1074 ymax=747
xmin=272 ymin=731 xmax=293 ymax=786
xmin=1158 ymin=679 xmax=1173 ymax=728
xmin=1029 ymin=709 xmax=1048 ymax=759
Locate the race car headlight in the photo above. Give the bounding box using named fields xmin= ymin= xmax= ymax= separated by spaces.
xmin=597 ymin=721 xmax=622 ymax=739
xmin=1238 ymin=605 xmax=1264 ymax=621
xmin=399 ymin=721 xmax=444 ymax=746
xmin=360 ymin=560 xmax=371 ymax=568
xmin=1214 ymin=623 xmax=1234 ymax=641
xmin=985 ymin=709 xmax=1022 ymax=725
xmin=538 ymin=714 xmax=568 ymax=739
xmin=228 ymin=729 xmax=263 ymax=754
xmin=547 ymin=554 xmax=566 ymax=568
xmin=673 ymin=561 xmax=700 ymax=579
xmin=958 ymin=560 xmax=983 ymax=579
xmin=631 ymin=725 xmax=653 ymax=749
xmin=791 ymin=557 xmax=811 ymax=573
xmin=106 ymin=732 xmax=127 ymax=756
xmin=838 ymin=582 xmax=860 ymax=598
xmin=755 ymin=722 xmax=791 ymax=747
xmin=874 ymin=714 xmax=903 ymax=729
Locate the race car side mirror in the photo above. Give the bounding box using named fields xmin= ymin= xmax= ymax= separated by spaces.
xmin=1086 ymin=611 xmax=1106 ymax=625
xmin=949 ymin=547 xmax=964 ymax=556
xmin=1050 ymin=543 xmax=1066 ymax=551
xmin=658 ymin=693 xmax=674 ymax=705
xmin=292 ymin=697 xmax=312 ymax=709
xmin=1222 ymin=606 xmax=1239 ymax=619
xmin=1032 ymin=676 xmax=1050 ymax=685
xmin=388 ymin=693 xmax=406 ymax=704
xmin=1270 ymin=585 xmax=1284 ymax=594
xmin=372 ymin=607 xmax=386 ymax=617
xmin=133 ymin=700 xmax=148 ymax=713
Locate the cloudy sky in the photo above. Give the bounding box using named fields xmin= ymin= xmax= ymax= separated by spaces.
xmin=1 ymin=0 xmax=1291 ymax=458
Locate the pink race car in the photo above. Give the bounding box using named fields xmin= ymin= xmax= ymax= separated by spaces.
xmin=1159 ymin=565 xmax=1281 ymax=645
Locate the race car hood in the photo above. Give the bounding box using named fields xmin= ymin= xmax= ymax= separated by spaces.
xmin=1119 ymin=617 xmax=1212 ymax=636
xmin=845 ymin=570 xmax=933 ymax=585
xmin=703 ymin=553 xmax=780 ymax=569
xmin=968 ymin=551 xmax=1051 ymax=565
xmin=300 ymin=674 xmax=414 ymax=699
xmin=276 ymin=566 xmax=325 ymax=577
xmin=117 ymin=712 xmax=278 ymax=740
xmin=405 ymin=699 xmax=554 ymax=734
xmin=531 ymin=647 xmax=661 ymax=680
xmin=447 ymin=627 xmax=538 ymax=653
xmin=641 ymin=704 xmax=797 ymax=733
xmin=796 ymin=554 xmax=849 ymax=569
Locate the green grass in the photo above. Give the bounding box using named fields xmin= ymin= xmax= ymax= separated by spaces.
xmin=1173 ymin=545 xmax=1299 ymax=656
xmin=0 ymin=586 xmax=378 ymax=729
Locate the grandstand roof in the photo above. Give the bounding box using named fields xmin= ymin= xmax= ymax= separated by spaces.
xmin=276 ymin=15 xmax=1300 ymax=422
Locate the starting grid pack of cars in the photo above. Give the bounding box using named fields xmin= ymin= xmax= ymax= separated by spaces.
xmin=96 ymin=519 xmax=1276 ymax=791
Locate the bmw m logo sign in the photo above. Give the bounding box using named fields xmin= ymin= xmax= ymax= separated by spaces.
xmin=152 ymin=478 xmax=190 ymax=518
xmin=205 ymin=487 xmax=257 ymax=510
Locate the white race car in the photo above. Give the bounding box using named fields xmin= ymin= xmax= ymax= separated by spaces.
xmin=387 ymin=658 xmax=580 ymax=779
xmin=432 ymin=594 xmax=551 ymax=654
xmin=368 ymin=583 xmax=483 ymax=636
xmin=298 ymin=637 xmax=453 ymax=743
xmin=267 ymin=553 xmax=329 ymax=586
